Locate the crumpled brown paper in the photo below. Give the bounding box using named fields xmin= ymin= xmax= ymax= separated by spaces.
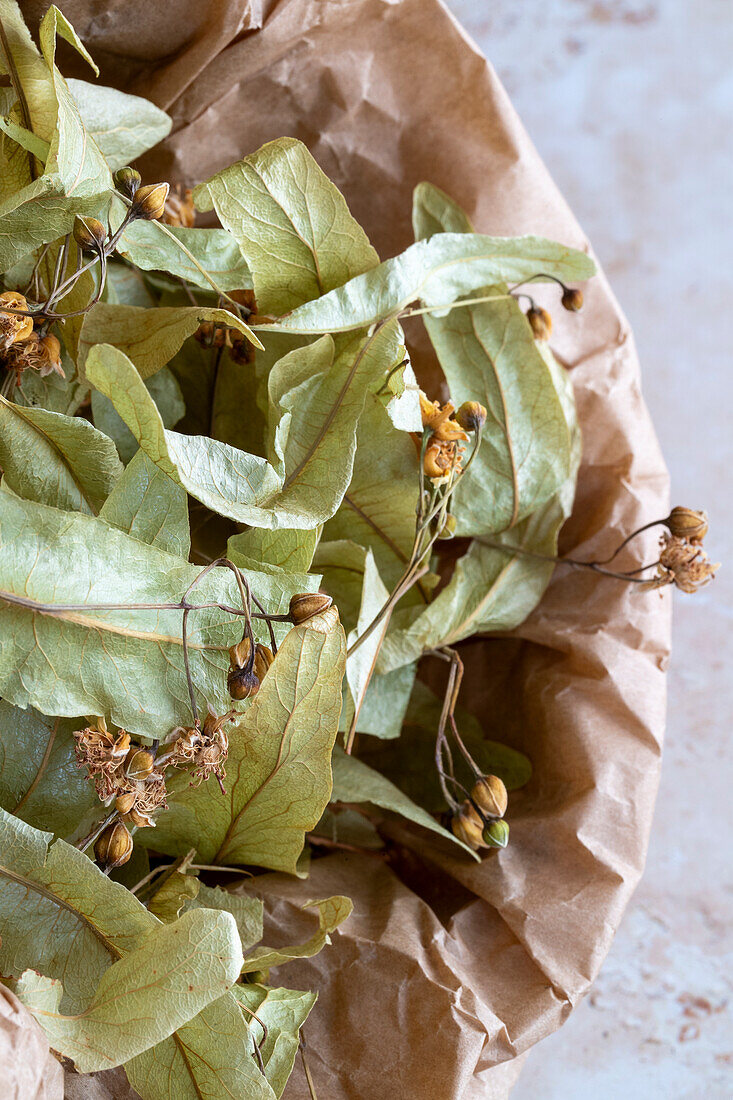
xmin=17 ymin=0 xmax=671 ymax=1096
xmin=0 ymin=984 xmax=64 ymax=1099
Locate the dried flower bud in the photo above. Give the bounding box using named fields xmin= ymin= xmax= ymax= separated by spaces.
xmin=115 ymin=791 xmax=136 ymax=814
xmin=451 ymin=801 xmax=485 ymax=851
xmin=38 ymin=334 xmax=63 ymax=377
xmin=471 ymin=775 xmax=508 ymax=819
xmin=113 ymin=166 xmax=141 ymax=198
xmin=0 ymin=291 xmax=34 ymax=349
xmin=437 ymin=513 xmax=457 ymax=540
xmin=527 ymin=305 xmax=552 ymax=341
xmin=73 ymin=214 xmax=106 ymax=253
xmin=482 ymin=818 xmax=510 ymax=849
xmin=253 ymin=643 xmax=274 ymax=682
xmin=665 ymin=507 xmax=708 ymax=543
xmin=289 ymin=592 xmax=333 ymax=625
xmin=227 ymin=665 xmax=260 ymax=700
xmin=94 ymin=822 xmax=133 ymax=871
xmin=125 ymin=747 xmax=155 ymax=781
xmin=561 ymin=287 xmax=584 ymax=312
xmin=455 ymin=401 xmax=487 ymax=433
xmin=131 ymin=182 xmax=170 ymax=222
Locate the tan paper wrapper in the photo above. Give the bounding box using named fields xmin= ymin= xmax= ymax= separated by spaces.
xmin=16 ymin=0 xmax=671 ymax=1096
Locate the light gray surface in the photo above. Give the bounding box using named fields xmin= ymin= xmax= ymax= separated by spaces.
xmin=443 ymin=1 xmax=732 ymax=1096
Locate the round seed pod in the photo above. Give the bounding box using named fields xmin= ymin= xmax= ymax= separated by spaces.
xmin=471 ymin=775 xmax=508 ymax=819
xmin=131 ymin=182 xmax=170 ymax=221
xmin=665 ymin=506 xmax=708 ymax=543
xmin=482 ymin=819 xmax=510 ymax=849
xmin=94 ymin=822 xmax=133 ymax=871
xmin=115 ymin=791 xmax=136 ymax=815
xmin=451 ymin=801 xmax=486 ymax=850
xmin=73 ymin=214 xmax=106 ymax=252
xmin=527 ymin=305 xmax=552 ymax=341
xmin=227 ymin=665 xmax=260 ymax=700
xmin=455 ymin=401 xmax=487 ymax=433
xmin=253 ymin=643 xmax=274 ymax=682
xmin=289 ymin=592 xmax=333 ymax=625
xmin=125 ymin=747 xmax=155 ymax=781
xmin=113 ymin=166 xmax=141 ymax=198
xmin=561 ymin=287 xmax=584 ymax=312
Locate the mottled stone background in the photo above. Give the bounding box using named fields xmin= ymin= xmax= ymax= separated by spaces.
xmin=442 ymin=2 xmax=732 ymax=1096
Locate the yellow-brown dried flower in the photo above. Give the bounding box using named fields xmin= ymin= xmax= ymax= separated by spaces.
xmin=3 ymin=332 xmax=65 ymax=380
xmin=0 ymin=291 xmax=34 ymax=349
xmin=74 ymin=721 xmax=132 ymax=800
xmin=418 ymin=391 xmax=468 ymax=441
xmin=642 ymin=532 xmax=719 ymax=594
xmin=423 ymin=438 xmax=463 ymax=482
xmin=161 ymin=185 xmax=196 ymax=228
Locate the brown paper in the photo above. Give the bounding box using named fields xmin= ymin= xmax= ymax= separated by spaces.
xmin=0 ymin=984 xmax=64 ymax=1099
xmin=21 ymin=0 xmax=670 ymax=1096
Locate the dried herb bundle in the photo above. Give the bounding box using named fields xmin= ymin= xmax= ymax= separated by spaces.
xmin=0 ymin=3 xmax=717 ymax=1096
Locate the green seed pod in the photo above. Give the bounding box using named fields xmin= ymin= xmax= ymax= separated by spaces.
xmin=437 ymin=514 xmax=457 ymax=540
xmin=113 ymin=166 xmax=141 ymax=198
xmin=482 ymin=819 xmax=510 ymax=849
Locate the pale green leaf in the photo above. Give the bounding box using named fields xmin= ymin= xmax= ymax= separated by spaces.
xmin=0 ymin=808 xmax=156 ymax=1013
xmin=228 ymin=526 xmax=320 ymax=574
xmin=322 ymin=393 xmax=419 ymax=590
xmin=255 ymin=233 xmax=595 ymax=334
xmin=91 ymin=365 xmax=185 ymax=463
xmin=329 ymin=744 xmax=475 ymax=855
xmin=67 ymin=77 xmax=171 ymax=169
xmin=117 ymin=216 xmax=253 ymax=293
xmin=414 ymin=182 xmax=573 ymax=534
xmin=148 ymin=871 xmax=201 ymax=923
xmin=147 ymin=609 xmax=347 ymax=872
xmin=126 ymin=990 xmax=275 ymax=1100
xmin=412 ymin=180 xmax=473 ymax=238
xmin=14 ymin=905 xmax=243 ymax=1073
xmin=0 ymin=0 xmax=57 ymax=142
xmin=0 ymin=493 xmax=308 ymax=740
xmin=88 ymin=328 xmax=402 ymax=529
xmin=79 ymin=303 xmax=257 ymax=381
xmin=185 ymin=884 xmax=264 ymax=954
xmin=240 ymin=895 xmax=352 ymax=973
xmin=0 ymin=394 xmax=122 ymax=513
xmin=99 ymin=448 xmax=191 ymax=558
xmin=193 ymin=136 xmax=378 ymax=314
xmin=0 ymin=114 xmax=49 ymax=159
xmin=0 ymin=701 xmax=98 ymax=835
xmin=233 ymin=986 xmax=316 ymax=1099
xmin=338 ymin=661 xmax=417 ymax=740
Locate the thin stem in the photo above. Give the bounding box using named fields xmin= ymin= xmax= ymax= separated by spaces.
xmin=181 ymin=606 xmax=198 ymax=727
xmin=401 ymin=292 xmax=511 ymax=318
xmin=239 ymin=1004 xmax=268 ymax=1075
xmin=300 ymin=1035 xmax=319 ymax=1100
xmin=77 ymin=808 xmax=117 ymax=853
xmin=475 ymin=538 xmax=651 ymax=583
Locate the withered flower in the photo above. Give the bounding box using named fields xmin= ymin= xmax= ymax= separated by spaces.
xmin=4 ymin=332 xmax=64 ymax=380
xmin=526 ymin=305 xmax=552 ymax=341
xmin=73 ymin=720 xmax=131 ymax=801
xmin=423 ymin=438 xmax=463 ymax=482
xmin=160 ymin=706 xmax=235 ymax=787
xmin=419 ymin=391 xmax=468 ymax=441
xmin=161 ymin=185 xmax=196 ymax=228
xmin=664 ymin=506 xmax=708 ymax=543
xmin=642 ymin=532 xmax=719 ymax=594
xmin=0 ymin=291 xmax=34 ymax=349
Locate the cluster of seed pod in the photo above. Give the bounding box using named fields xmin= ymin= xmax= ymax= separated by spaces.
xmin=526 ymin=281 xmax=584 ymax=342
xmin=451 ymin=774 xmax=510 ymax=851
